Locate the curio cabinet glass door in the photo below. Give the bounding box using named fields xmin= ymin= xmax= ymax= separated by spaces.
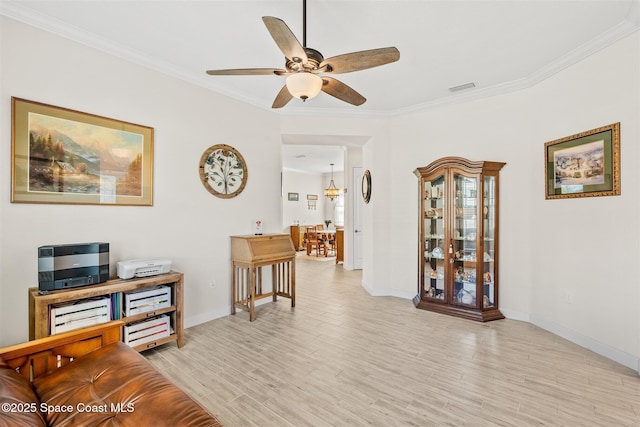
xmin=414 ymin=157 xmax=505 ymax=322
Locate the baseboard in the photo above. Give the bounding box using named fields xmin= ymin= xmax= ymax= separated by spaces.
xmin=185 ymin=306 xmax=229 ymax=329
xmin=359 ymin=283 xmax=638 ymax=374
xmin=530 ymin=314 xmax=640 ymax=374
xmin=361 ymin=280 xmax=422 ymax=300
xmin=500 ymin=308 xmax=530 ymax=323
xmin=184 ymin=298 xmax=276 ymax=329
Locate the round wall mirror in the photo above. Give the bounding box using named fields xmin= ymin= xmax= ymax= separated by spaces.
xmin=362 ymin=169 xmax=372 ymax=204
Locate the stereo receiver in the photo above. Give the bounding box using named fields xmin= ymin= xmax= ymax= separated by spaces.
xmin=38 ymin=242 xmax=109 ymax=292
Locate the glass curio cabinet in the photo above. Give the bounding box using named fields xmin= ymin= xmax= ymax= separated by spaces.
xmin=414 ymin=157 xmax=505 ymax=322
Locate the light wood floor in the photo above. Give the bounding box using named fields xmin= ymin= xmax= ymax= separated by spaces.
xmin=146 ymin=259 xmax=640 ymax=426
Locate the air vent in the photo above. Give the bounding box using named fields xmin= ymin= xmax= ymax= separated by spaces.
xmin=449 ymin=82 xmax=476 ymax=93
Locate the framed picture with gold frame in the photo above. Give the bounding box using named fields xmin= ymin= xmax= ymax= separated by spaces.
xmin=544 ymin=122 xmax=620 ymax=200
xmin=11 ymin=97 xmax=154 ymax=206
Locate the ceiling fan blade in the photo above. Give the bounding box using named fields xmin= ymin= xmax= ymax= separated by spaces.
xmin=262 ymin=16 xmax=308 ymax=63
xmin=321 ymin=77 xmax=366 ymax=106
xmin=206 ymin=68 xmax=287 ymax=76
xmin=272 ymin=85 xmax=293 ymax=108
xmin=320 ymin=47 xmax=400 ymax=74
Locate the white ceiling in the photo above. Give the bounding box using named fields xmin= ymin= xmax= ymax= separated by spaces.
xmin=281 ymin=134 xmax=369 ymax=174
xmin=2 ymin=0 xmax=638 ymax=173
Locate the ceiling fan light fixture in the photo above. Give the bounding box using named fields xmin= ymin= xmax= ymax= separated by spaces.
xmin=286 ymin=72 xmax=323 ymax=101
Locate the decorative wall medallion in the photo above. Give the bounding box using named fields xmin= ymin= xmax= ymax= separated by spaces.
xmin=199 ymin=144 xmax=247 ymax=198
xmin=362 ymin=169 xmax=372 ymax=203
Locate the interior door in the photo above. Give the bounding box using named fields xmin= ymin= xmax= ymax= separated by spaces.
xmin=352 ymin=166 xmax=364 ymax=269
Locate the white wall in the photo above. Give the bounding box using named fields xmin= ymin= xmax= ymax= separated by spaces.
xmin=281 ymin=169 xmax=326 ymax=230
xmin=280 ymin=169 xmax=345 ymax=234
xmin=383 ymin=32 xmax=639 ymax=370
xmin=0 ymin=17 xmax=282 ymax=345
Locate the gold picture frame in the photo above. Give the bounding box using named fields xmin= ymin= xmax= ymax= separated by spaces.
xmin=11 ymin=97 xmax=154 ymax=206
xmin=544 ymin=122 xmax=620 ymax=200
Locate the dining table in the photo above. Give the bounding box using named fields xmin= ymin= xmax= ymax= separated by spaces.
xmin=305 ymin=229 xmax=336 ymax=256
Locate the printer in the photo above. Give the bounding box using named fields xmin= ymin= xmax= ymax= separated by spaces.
xmin=117 ymin=258 xmax=172 ymax=280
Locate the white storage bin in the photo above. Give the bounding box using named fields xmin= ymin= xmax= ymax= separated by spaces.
xmin=124 ymin=285 xmax=171 ymax=316
xmin=50 ymin=296 xmax=111 ymax=334
xmin=124 ymin=315 xmax=170 ymax=347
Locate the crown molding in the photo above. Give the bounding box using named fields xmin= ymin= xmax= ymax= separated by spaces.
xmin=2 ymin=1 xmax=638 ymax=119
xmin=393 ymin=18 xmax=639 ymax=117
xmin=0 ymin=1 xmax=271 ymax=110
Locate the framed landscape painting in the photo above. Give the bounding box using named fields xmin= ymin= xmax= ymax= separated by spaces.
xmin=544 ymin=122 xmax=620 ymax=200
xmin=11 ymin=97 xmax=154 ymax=206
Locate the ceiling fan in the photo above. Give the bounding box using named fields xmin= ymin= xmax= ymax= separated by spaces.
xmin=206 ymin=0 xmax=400 ymax=108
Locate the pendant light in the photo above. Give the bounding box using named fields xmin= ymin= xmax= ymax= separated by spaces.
xmin=324 ymin=163 xmax=340 ymax=201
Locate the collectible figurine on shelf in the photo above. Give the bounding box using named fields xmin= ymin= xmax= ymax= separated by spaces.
xmin=484 ymin=272 xmax=492 ymax=283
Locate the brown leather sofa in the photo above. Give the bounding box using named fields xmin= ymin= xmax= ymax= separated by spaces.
xmin=0 ymin=321 xmax=222 ymax=427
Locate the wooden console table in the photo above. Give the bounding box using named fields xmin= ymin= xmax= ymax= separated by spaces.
xmin=230 ymin=234 xmax=296 ymax=321
xmin=28 ymin=272 xmax=184 ymax=352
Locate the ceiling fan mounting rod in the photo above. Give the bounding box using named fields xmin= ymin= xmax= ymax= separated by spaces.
xmin=302 ymin=0 xmax=307 ymax=47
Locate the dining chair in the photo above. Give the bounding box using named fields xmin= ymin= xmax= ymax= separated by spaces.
xmin=306 ymin=227 xmax=328 ymax=257
xmin=326 ymin=231 xmax=336 ymax=256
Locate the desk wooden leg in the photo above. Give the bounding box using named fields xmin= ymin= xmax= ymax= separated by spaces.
xmin=272 ymin=266 xmax=278 ymax=302
xmin=249 ymin=267 xmax=256 ymax=321
xmin=231 ymin=263 xmax=236 ymax=315
xmin=291 ymin=259 xmax=296 ymax=308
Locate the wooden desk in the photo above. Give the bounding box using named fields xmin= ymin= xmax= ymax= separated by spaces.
xmin=230 ymin=234 xmax=296 ymax=321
